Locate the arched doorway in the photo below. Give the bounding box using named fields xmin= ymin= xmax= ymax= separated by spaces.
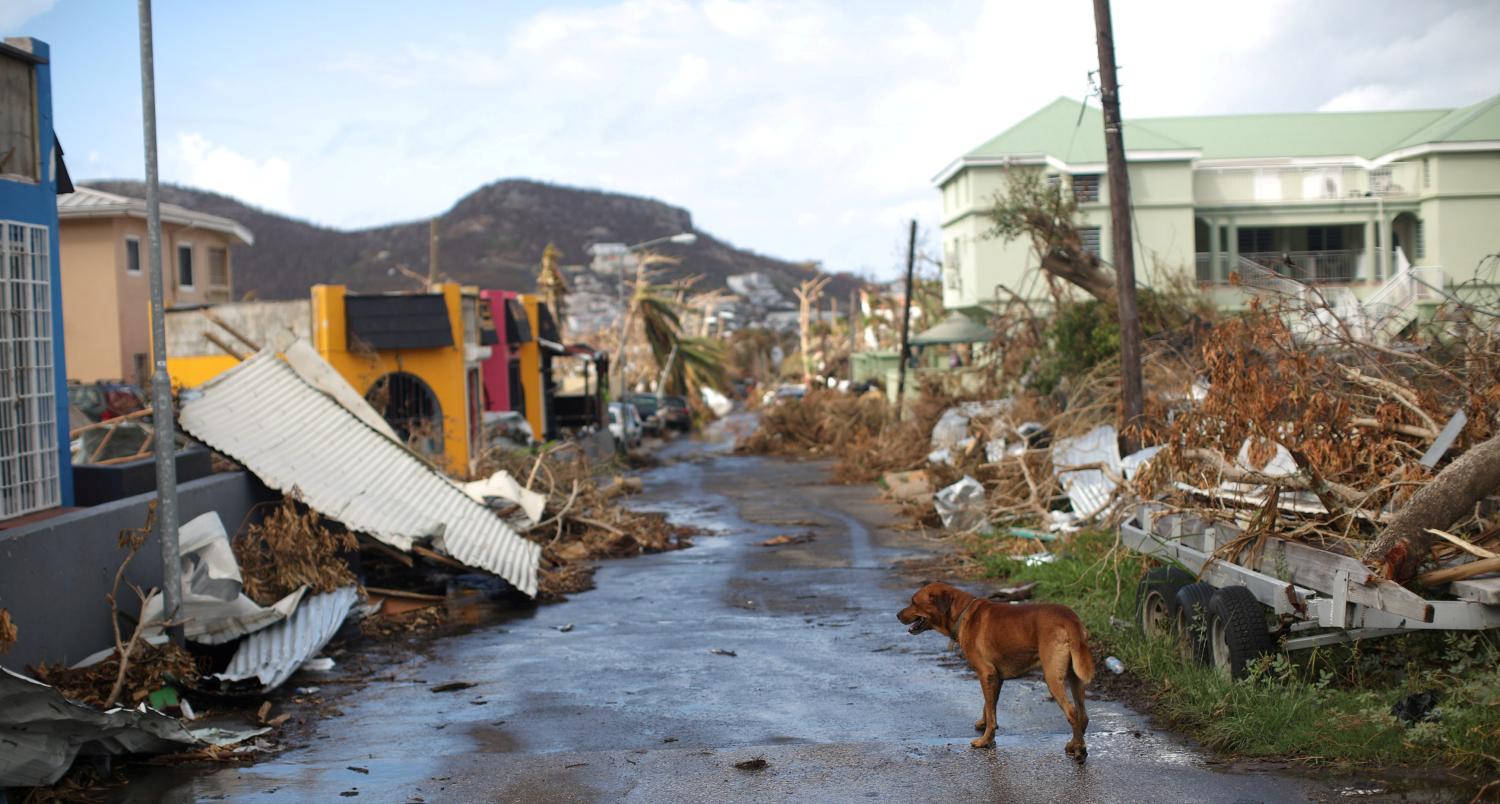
xmin=366 ymin=372 xmax=443 ymax=456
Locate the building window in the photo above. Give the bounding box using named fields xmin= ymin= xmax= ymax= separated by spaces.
xmin=1415 ymin=219 xmax=1425 ymax=259
xmin=133 ymin=353 xmax=148 ymax=386
xmin=1080 ymin=226 xmax=1102 ymax=257
xmin=0 ymin=220 xmax=61 ymax=517
xmin=1238 ymin=227 xmax=1273 ymax=253
xmin=1072 ymin=174 xmax=1100 ymax=203
xmin=0 ymin=53 xmax=38 ymax=181
xmin=1253 ymin=169 xmax=1281 ymax=201
xmin=1045 ymin=174 xmax=1062 ymax=192
xmin=1307 ymin=226 xmax=1344 ymax=251
xmin=1368 ymin=167 xmax=1394 ymax=197
xmin=125 ymin=236 xmax=141 ymax=275
xmin=177 ymin=243 xmax=194 ymax=288
xmin=207 ymin=246 xmax=228 ymax=287
xmin=1423 ymin=158 xmax=1431 ymax=189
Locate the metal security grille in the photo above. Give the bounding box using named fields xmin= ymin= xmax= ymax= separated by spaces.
xmin=0 ymin=220 xmax=60 ymax=518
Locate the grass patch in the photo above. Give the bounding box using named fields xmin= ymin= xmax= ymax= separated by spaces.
xmin=973 ymin=529 xmax=1500 ymax=776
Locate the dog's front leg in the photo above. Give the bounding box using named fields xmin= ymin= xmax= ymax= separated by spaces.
xmin=970 ymin=673 xmax=1001 ymax=749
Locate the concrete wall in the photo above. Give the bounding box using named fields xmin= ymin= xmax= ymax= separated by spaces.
xmin=0 ymin=471 xmax=271 ymax=671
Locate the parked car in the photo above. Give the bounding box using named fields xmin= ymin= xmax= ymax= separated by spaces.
xmin=658 ymin=395 xmax=693 ymax=431
xmin=608 ymin=402 xmax=644 ymax=447
xmin=625 ymin=393 xmax=665 ymax=435
xmin=761 ymin=383 xmax=807 ymax=406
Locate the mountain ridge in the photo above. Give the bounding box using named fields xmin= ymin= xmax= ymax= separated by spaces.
xmin=86 ymin=178 xmax=855 ymax=305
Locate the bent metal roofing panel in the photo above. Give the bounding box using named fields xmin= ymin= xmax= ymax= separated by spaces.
xmin=178 ymin=348 xmax=539 ymax=597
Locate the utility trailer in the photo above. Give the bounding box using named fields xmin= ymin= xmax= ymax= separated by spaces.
xmin=1122 ymin=506 xmax=1500 ymax=678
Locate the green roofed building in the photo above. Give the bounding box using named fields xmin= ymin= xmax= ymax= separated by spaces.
xmin=934 ymin=95 xmax=1500 ymax=311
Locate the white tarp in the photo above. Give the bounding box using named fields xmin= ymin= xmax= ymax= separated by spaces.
xmin=179 ymin=347 xmax=540 ymax=596
xmin=460 ymin=469 xmax=547 ymax=526
xmin=0 ymin=668 xmax=199 ymax=787
xmin=138 ymin=511 xmax=306 ymax=646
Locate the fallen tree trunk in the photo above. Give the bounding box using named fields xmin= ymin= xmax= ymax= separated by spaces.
xmin=1364 ymin=430 xmax=1500 ymax=582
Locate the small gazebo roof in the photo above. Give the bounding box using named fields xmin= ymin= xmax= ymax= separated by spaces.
xmin=911 ymin=311 xmax=993 ymax=345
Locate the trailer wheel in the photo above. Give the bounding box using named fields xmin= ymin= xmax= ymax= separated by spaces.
xmin=1135 ymin=567 xmax=1195 ymax=640
xmin=1173 ymin=582 xmax=1216 ymax=664
xmin=1207 ymin=586 xmax=1278 ymax=680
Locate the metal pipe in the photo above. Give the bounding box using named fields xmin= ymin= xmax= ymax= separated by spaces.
xmin=137 ymin=0 xmax=183 ymax=640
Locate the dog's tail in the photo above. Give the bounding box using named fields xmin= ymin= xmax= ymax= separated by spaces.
xmin=1069 ymin=621 xmax=1095 ymax=685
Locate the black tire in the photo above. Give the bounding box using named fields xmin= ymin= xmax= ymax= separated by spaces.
xmin=1173 ymin=582 xmax=1217 ymax=665
xmin=1207 ymin=586 xmax=1278 ymax=680
xmin=1135 ymin=567 xmax=1195 ymax=640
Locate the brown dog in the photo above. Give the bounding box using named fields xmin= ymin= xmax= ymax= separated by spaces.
xmin=897 ymin=582 xmax=1094 ymax=759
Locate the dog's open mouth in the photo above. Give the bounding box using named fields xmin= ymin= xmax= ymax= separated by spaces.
xmin=907 ymin=616 xmax=930 ymax=635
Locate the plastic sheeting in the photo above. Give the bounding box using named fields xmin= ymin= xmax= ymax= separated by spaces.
xmin=0 ymin=668 xmax=198 ymax=787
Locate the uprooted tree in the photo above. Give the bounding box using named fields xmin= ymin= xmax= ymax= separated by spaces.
xmin=985 ymin=169 xmax=1118 ymax=306
xmin=1365 ymin=430 xmax=1500 ymax=582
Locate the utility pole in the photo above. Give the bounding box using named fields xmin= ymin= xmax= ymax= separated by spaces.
xmin=137 ymin=0 xmax=182 ymax=641
xmin=848 ymin=288 xmax=859 ymax=385
xmin=427 ymin=218 xmax=439 ymax=287
xmin=1093 ymin=0 xmax=1145 ymax=452
xmin=894 ymin=220 xmax=917 ymax=414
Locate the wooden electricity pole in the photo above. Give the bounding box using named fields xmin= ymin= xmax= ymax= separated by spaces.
xmin=894 ymin=219 xmax=917 ymax=413
xmin=427 ymin=218 xmax=440 ymax=287
xmin=1092 ymin=0 xmax=1145 ymax=452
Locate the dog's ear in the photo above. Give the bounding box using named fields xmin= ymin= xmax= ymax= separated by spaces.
xmin=932 ymin=586 xmax=953 ymax=621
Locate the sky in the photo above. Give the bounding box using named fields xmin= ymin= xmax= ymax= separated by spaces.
xmin=7 ymin=0 xmax=1500 ymax=278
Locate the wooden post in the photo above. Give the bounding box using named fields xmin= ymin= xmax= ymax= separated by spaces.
xmin=427 ymin=218 xmax=439 ymax=287
xmin=848 ymin=288 xmax=859 ymax=384
xmin=894 ymin=219 xmax=917 ymax=413
xmin=1092 ymin=0 xmax=1145 ymax=452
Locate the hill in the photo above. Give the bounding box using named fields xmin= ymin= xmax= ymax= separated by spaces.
xmin=87 ymin=178 xmax=852 ymax=304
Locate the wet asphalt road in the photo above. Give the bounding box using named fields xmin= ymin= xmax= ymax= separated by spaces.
xmin=116 ymin=427 xmax=1377 ymax=803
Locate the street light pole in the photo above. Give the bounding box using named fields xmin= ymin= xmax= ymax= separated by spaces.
xmin=137 ymin=0 xmax=182 ymax=638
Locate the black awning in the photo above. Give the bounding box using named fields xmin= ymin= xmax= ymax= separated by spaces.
xmin=504 ymin=299 xmax=533 ymax=344
xmin=345 ymin=293 xmax=453 ymax=350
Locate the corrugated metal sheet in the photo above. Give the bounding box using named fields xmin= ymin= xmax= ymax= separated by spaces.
xmin=214 ymin=586 xmax=359 ymax=692
xmin=1052 ymin=425 xmax=1121 ymax=520
xmin=179 ymin=349 xmax=539 ymax=596
xmin=0 ymin=668 xmax=198 ymax=787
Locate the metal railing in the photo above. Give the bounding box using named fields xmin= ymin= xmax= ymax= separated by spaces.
xmin=1241 ymin=250 xmax=1363 ymax=284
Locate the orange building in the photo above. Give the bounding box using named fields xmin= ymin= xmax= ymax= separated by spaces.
xmin=58 ymin=186 xmax=252 ymax=384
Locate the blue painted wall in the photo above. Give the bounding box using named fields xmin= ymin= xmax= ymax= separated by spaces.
xmin=0 ymin=38 xmax=73 ymax=507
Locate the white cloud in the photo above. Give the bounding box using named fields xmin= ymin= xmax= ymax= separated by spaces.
xmin=656 ymin=53 xmax=709 ymax=102
xmin=1319 ymin=85 xmax=1428 ymax=112
xmin=0 ymin=0 xmax=54 ymax=30
xmin=174 ymin=133 xmax=293 ymax=214
xmin=108 ymin=0 xmax=1500 ymax=278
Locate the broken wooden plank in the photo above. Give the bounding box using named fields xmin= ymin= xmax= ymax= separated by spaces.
xmin=1450 ymin=576 xmax=1500 ymax=605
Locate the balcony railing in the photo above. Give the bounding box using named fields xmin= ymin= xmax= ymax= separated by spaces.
xmin=1197 ymin=162 xmax=1419 ymax=205
xmin=1199 ymin=250 xmax=1365 ymax=285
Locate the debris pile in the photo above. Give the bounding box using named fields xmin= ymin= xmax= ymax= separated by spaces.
xmin=475 ymin=446 xmax=696 ymax=600
xmin=233 ymin=497 xmax=359 ymax=606
xmin=741 ymin=281 xmax=1500 ymax=593
xmin=1138 ymin=300 xmax=1500 ymax=585
xmin=31 ymin=642 xmax=201 ymax=710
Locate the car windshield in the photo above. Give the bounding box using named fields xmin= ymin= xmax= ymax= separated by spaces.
xmin=628 ymin=395 xmax=659 ymax=414
xmin=663 ymin=396 xmax=688 ymax=409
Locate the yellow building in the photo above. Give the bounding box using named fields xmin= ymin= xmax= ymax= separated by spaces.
xmin=166 ymin=283 xmax=492 ymax=475
xmin=58 ymin=186 xmax=252 ymax=384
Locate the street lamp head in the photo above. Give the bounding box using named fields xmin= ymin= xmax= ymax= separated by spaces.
xmin=670 ymin=232 xmax=697 ymax=245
